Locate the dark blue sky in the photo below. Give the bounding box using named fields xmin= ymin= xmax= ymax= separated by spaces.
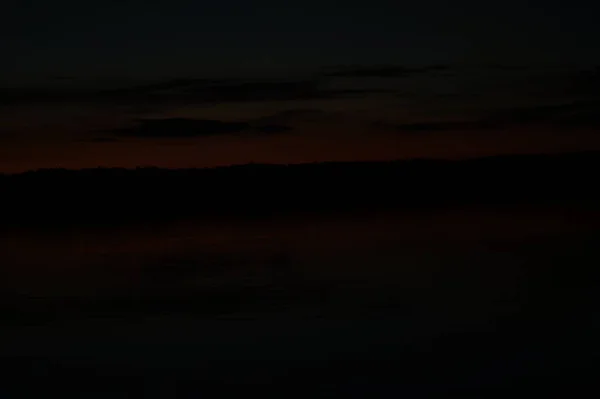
xmin=2 ymin=0 xmax=598 ymax=83
xmin=1 ymin=0 xmax=599 ymax=172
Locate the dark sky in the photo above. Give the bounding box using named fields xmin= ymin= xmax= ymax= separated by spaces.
xmin=1 ymin=0 xmax=599 ymax=172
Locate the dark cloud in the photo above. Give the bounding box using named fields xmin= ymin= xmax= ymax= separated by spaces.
xmin=249 ymin=108 xmax=355 ymax=128
xmin=111 ymin=118 xmax=292 ymax=139
xmin=113 ymin=118 xmax=249 ymax=138
xmin=373 ymin=120 xmax=489 ymax=133
xmin=170 ymin=80 xmax=392 ymax=101
xmin=183 ymin=80 xmax=326 ymax=102
xmin=477 ymin=64 xmax=552 ymax=72
xmin=325 ymin=88 xmax=398 ymax=96
xmin=375 ymin=99 xmax=600 ymax=134
xmin=253 ymin=124 xmax=293 ymax=134
xmin=99 ymin=78 xmax=231 ymax=96
xmin=0 ymin=68 xmax=413 ymax=110
xmin=0 ymin=88 xmax=69 ymax=106
xmin=483 ymin=65 xmax=531 ymax=71
xmin=0 ymin=78 xmax=366 ymax=107
xmin=98 ymin=79 xmax=395 ymax=107
xmin=514 ymin=66 xmax=600 ymax=100
xmin=322 ymin=64 xmax=451 ymax=78
xmin=484 ymin=100 xmax=600 ymax=128
xmin=88 ymin=79 xmax=334 ymax=105
xmin=252 ymin=109 xmax=327 ymax=125
xmin=559 ymin=66 xmax=600 ymax=97
xmin=78 ymin=137 xmax=119 ymax=143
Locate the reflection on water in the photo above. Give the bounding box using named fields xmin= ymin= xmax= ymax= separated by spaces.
xmin=0 ymin=204 xmax=599 ymax=318
xmin=1 ymin=205 xmax=599 ymax=398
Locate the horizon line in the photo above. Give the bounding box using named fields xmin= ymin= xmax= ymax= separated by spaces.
xmin=2 ymin=150 xmax=599 ymax=177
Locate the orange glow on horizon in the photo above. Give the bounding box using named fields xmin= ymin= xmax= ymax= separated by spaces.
xmin=1 ymin=126 xmax=600 ymax=173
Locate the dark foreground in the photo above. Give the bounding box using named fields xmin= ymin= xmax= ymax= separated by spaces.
xmin=1 ymin=208 xmax=599 ymax=398
xmin=1 ymin=152 xmax=599 ymax=397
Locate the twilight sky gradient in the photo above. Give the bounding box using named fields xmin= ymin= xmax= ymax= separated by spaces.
xmin=1 ymin=0 xmax=599 ymax=172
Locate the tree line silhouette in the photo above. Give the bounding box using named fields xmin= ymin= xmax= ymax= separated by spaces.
xmin=1 ymin=151 xmax=599 ymax=230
